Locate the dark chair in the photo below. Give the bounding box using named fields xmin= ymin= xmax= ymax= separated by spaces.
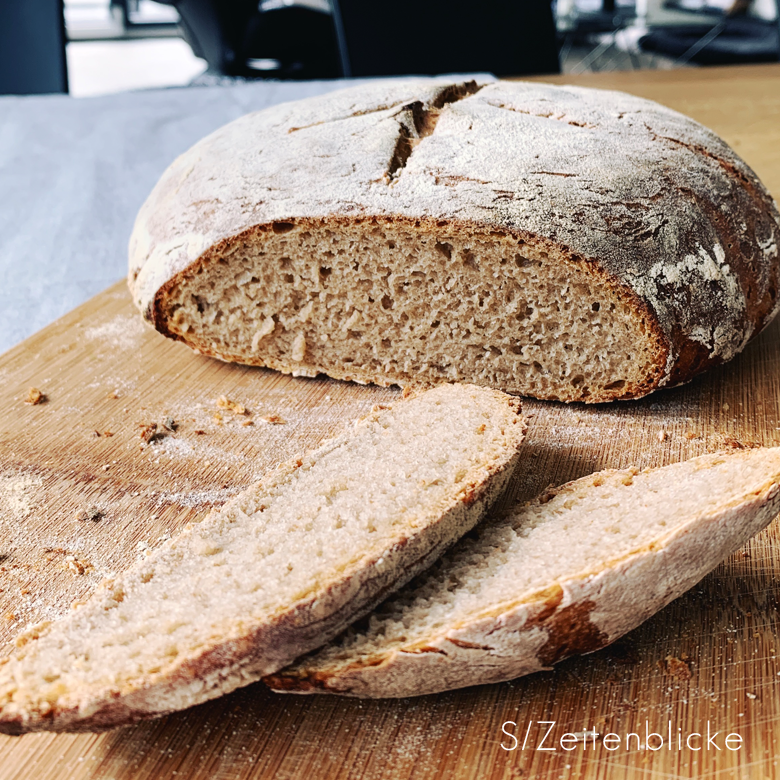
xmin=160 ymin=0 xmax=341 ymax=79
xmin=167 ymin=0 xmax=560 ymax=79
xmin=332 ymin=0 xmax=560 ymax=77
xmin=639 ymin=16 xmax=778 ymax=64
xmin=0 ymin=0 xmax=68 ymax=95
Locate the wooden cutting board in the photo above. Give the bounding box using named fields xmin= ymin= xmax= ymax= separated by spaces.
xmin=1 ymin=64 xmax=780 ymax=780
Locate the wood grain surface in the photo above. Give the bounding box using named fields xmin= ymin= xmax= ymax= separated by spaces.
xmin=1 ymin=63 xmax=780 ymax=780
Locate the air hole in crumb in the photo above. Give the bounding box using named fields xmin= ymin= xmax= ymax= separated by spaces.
xmin=605 ymin=379 xmax=625 ymax=390
xmin=381 ymin=295 xmax=394 ymax=310
xmin=283 ymin=273 xmax=294 ymax=284
xmin=319 ymin=267 xmax=332 ymax=281
xmin=272 ymin=221 xmax=295 ymax=234
xmin=592 ymin=302 xmax=600 ymax=312
xmin=515 ymin=255 xmax=534 ymax=268
xmin=463 ymin=250 xmax=478 ymax=270
xmin=571 ymin=374 xmax=584 ymax=386
xmin=435 ymin=242 xmax=452 ymax=260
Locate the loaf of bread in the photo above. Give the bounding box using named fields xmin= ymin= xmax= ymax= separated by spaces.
xmin=0 ymin=384 xmax=526 ymax=733
xmin=129 ymin=79 xmax=780 ymax=402
xmin=266 ymin=447 xmax=780 ymax=697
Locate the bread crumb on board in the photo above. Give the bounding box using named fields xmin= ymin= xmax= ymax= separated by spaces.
xmin=76 ymin=506 xmax=104 ymax=523
xmin=24 ymin=387 xmax=47 ymax=405
xmin=139 ymin=423 xmax=167 ymax=445
xmin=138 ymin=419 xmax=177 ymax=445
xmin=65 ymin=555 xmax=91 ymax=576
xmin=661 ymin=654 xmax=692 ymax=680
xmin=216 ymin=395 xmax=249 ymax=415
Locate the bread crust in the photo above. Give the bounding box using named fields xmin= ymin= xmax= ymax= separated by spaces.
xmin=128 ymin=79 xmax=780 ymax=401
xmin=265 ymin=449 xmax=780 ymax=698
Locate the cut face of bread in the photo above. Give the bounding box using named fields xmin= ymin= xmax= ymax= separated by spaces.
xmin=266 ymin=448 xmax=780 ymax=698
xmin=130 ymin=79 xmax=780 ymax=403
xmin=162 ymin=219 xmax=662 ymax=401
xmin=0 ymin=384 xmax=526 ymax=734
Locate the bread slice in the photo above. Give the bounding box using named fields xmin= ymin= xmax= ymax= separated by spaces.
xmin=129 ymin=79 xmax=780 ymax=403
xmin=0 ymin=384 xmax=526 ymax=733
xmin=266 ymin=447 xmax=780 ymax=698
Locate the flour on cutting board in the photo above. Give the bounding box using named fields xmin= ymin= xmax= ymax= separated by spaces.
xmin=84 ymin=314 xmax=146 ymax=351
xmin=0 ymin=472 xmax=43 ymax=521
xmin=153 ymin=487 xmax=242 ymax=509
xmin=149 ymin=434 xmax=246 ymax=467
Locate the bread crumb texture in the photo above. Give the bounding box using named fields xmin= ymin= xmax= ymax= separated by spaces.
xmin=129 ymin=79 xmax=780 ymax=402
xmin=24 ymin=388 xmax=46 ymax=406
xmin=268 ymin=447 xmax=780 ymax=697
xmin=0 ymin=384 xmax=525 ymax=733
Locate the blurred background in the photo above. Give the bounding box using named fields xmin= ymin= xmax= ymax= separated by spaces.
xmin=1 ymin=0 xmax=778 ymax=96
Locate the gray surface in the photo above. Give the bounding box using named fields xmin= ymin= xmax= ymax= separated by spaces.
xmin=0 ymin=79 xmax=372 ymax=354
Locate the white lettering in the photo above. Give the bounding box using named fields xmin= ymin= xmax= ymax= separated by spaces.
xmin=500 ymin=721 xmax=517 ymax=751
xmin=537 ymin=721 xmax=556 ymax=751
xmin=521 ymin=720 xmax=533 ymax=751
xmin=725 ymin=733 xmax=742 ymax=751
xmin=646 ymin=722 xmax=663 ymax=751
xmin=560 ymin=734 xmax=577 ymax=751
xmin=686 ymin=733 xmax=701 ymax=751
xmin=707 ymin=722 xmax=722 ymax=751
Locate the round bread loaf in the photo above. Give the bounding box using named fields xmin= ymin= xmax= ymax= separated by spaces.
xmin=128 ymin=79 xmax=780 ymax=402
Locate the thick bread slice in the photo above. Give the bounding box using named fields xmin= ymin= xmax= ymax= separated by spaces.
xmin=266 ymin=447 xmax=780 ymax=698
xmin=0 ymin=384 xmax=526 ymax=734
xmin=128 ymin=78 xmax=780 ymax=403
